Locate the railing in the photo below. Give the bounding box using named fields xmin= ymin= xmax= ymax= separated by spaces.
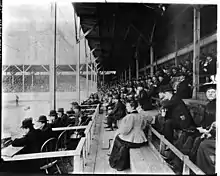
xmin=3 ymin=104 xmax=100 ymax=173
xmin=148 ymin=126 xmax=205 ymax=175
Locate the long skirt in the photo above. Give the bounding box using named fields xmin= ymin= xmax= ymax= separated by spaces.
xmin=109 ymin=135 xmax=147 ymax=171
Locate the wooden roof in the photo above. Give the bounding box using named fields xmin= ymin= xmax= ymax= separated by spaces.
xmin=73 ymin=3 xmax=169 ymax=71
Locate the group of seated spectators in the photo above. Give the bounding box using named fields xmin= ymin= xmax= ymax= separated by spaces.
xmin=0 ymin=96 xmax=100 ymax=173
xmin=99 ymin=68 xmax=216 ymax=174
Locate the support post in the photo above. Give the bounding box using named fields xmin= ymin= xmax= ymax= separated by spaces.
xmin=129 ymin=65 xmax=131 ymax=81
xmin=86 ymin=55 xmax=89 ymax=98
xmin=136 ymin=58 xmax=139 ymax=80
xmin=22 ymin=65 xmax=25 ymax=92
xmin=76 ymin=41 xmax=80 ymax=103
xmin=31 ymin=73 xmax=34 ymax=87
xmin=124 ymin=69 xmax=127 ymax=81
xmin=102 ymin=67 xmax=105 ymax=86
xmin=174 ymin=34 xmax=178 ymax=66
xmin=150 ymin=46 xmax=154 ymax=76
xmin=192 ymin=7 xmax=200 ymax=99
xmin=50 ymin=2 xmax=57 ymax=110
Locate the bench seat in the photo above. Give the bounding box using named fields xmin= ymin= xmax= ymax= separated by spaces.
xmin=130 ymin=143 xmax=175 ymax=174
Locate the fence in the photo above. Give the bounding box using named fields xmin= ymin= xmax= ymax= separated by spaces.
xmin=148 ymin=126 xmax=205 ymax=175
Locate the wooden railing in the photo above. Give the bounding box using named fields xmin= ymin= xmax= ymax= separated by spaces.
xmin=3 ymin=104 xmax=100 ymax=174
xmin=148 ymin=126 xmax=205 ymax=175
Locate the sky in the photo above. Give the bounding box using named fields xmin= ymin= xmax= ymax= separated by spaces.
xmin=2 ymin=1 xmax=89 ymax=65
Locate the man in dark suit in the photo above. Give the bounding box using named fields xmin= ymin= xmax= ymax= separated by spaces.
xmin=136 ymin=83 xmax=153 ymax=111
xmin=158 ymin=84 xmax=196 ymax=143
xmin=37 ymin=115 xmax=53 ymax=143
xmin=104 ymin=94 xmax=126 ymax=131
xmin=12 ymin=118 xmax=42 ymax=153
xmin=175 ymin=72 xmax=192 ymax=99
xmin=57 ymin=108 xmax=69 ymax=127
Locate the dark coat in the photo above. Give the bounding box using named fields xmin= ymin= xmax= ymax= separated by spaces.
xmin=12 ymin=128 xmax=42 ymax=153
xmin=108 ymin=100 xmax=126 ymax=120
xmin=41 ymin=123 xmax=54 ymax=143
xmin=161 ymin=94 xmax=196 ymax=130
xmin=60 ymin=114 xmax=69 ymax=127
xmin=201 ymin=99 xmax=216 ymax=129
xmin=137 ymin=89 xmax=153 ymax=111
xmin=176 ymin=79 xmax=192 ymax=99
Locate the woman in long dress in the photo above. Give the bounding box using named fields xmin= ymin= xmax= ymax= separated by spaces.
xmin=108 ymin=99 xmax=148 ymax=171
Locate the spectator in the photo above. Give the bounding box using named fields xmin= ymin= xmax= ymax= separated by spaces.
xmin=12 ymin=118 xmax=42 ymax=153
xmin=36 ymin=115 xmax=53 ymax=142
xmin=175 ymin=72 xmax=192 ymax=99
xmin=57 ymin=108 xmax=68 ymax=126
xmin=109 ymin=99 xmax=148 ymax=171
xmin=158 ymin=84 xmax=196 ymax=144
xmin=136 ymin=83 xmax=153 ymax=111
xmin=104 ymin=94 xmax=126 ymax=131
xmin=189 ymin=82 xmax=216 ymax=163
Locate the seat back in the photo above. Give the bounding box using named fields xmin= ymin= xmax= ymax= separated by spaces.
xmin=41 ymin=137 xmax=57 ymax=153
xmin=40 ymin=137 xmax=57 ymax=167
xmin=56 ymin=130 xmax=68 ymax=151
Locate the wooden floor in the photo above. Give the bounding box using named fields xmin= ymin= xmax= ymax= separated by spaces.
xmin=83 ymin=111 xmax=173 ymax=174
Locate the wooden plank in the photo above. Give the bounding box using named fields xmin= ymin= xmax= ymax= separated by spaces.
xmin=2 ymin=145 xmax=24 ymax=157
xmin=2 ymin=150 xmax=78 ymax=161
xmin=52 ymin=125 xmax=87 ymax=131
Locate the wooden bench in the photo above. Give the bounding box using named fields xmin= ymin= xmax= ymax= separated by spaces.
xmin=130 ymin=144 xmax=175 ymax=174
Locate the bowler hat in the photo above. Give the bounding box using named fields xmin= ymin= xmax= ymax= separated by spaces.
xmin=37 ymin=115 xmax=48 ymax=123
xmin=158 ymin=84 xmax=174 ymax=93
xmin=49 ymin=110 xmax=57 ymax=116
xmin=66 ymin=110 xmax=75 ymax=115
xmin=58 ymin=108 xmax=64 ymax=113
xmin=199 ymin=81 xmax=216 ymax=92
xmin=21 ymin=118 xmax=34 ymax=128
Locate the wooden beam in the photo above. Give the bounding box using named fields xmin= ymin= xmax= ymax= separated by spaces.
xmin=140 ymin=33 xmax=217 ymax=71
xmin=192 ymin=7 xmax=200 ymax=98
xmin=52 ymin=125 xmax=87 ymax=131
xmin=69 ymin=65 xmax=76 ymax=72
xmin=41 ymin=65 xmax=49 ymax=72
xmin=3 ymin=150 xmax=78 ymax=161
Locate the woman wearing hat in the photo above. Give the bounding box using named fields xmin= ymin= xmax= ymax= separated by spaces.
xmin=189 ymin=82 xmax=216 ymax=174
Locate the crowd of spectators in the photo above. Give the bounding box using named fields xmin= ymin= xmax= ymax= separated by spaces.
xmin=2 ymin=75 xmax=88 ymax=93
xmin=98 ymin=54 xmax=216 ymax=174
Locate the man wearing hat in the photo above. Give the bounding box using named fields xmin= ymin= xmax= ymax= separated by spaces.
xmin=104 ymin=94 xmax=126 ymax=131
xmin=158 ymin=84 xmax=196 ymax=144
xmin=175 ymin=72 xmax=192 ymax=99
xmin=48 ymin=110 xmax=62 ymax=128
xmin=57 ymin=108 xmax=68 ymax=127
xmin=37 ymin=115 xmax=53 ymax=142
xmin=136 ymin=83 xmax=153 ymax=111
xmin=12 ymin=118 xmax=42 ymax=154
